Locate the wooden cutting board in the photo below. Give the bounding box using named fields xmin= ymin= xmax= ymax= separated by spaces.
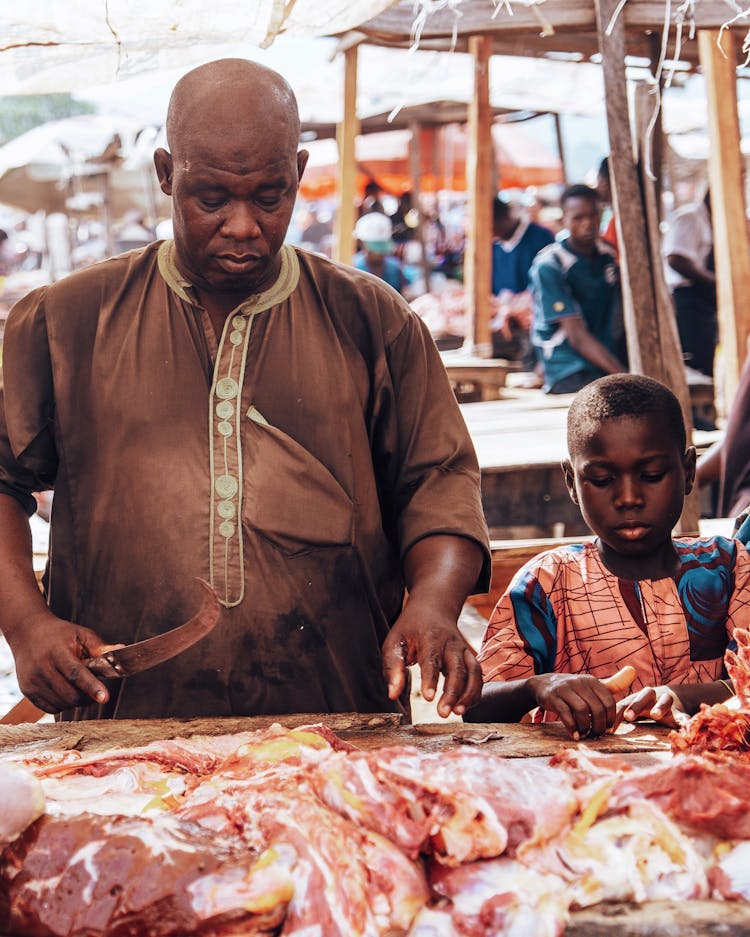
xmin=0 ymin=713 xmax=671 ymax=760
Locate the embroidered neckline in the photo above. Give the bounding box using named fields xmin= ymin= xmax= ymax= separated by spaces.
xmin=157 ymin=240 xmax=300 ymax=313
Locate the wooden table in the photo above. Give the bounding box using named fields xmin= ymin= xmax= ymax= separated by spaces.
xmin=442 ymin=354 xmax=510 ymax=402
xmin=1 ymin=716 xmax=747 ymax=936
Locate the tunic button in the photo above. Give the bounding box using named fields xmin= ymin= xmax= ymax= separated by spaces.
xmin=229 ymin=330 xmax=244 ymax=346
xmin=232 ymin=315 xmax=246 ymax=330
xmin=217 ymin=420 xmax=233 ymax=437
xmin=216 ymin=378 xmax=239 ymax=400
xmin=215 ymin=474 xmax=238 ymax=499
xmin=217 ymin=499 xmax=236 ymax=519
xmin=219 ymin=520 xmax=236 ymax=539
xmin=216 ymin=400 xmax=234 ymax=420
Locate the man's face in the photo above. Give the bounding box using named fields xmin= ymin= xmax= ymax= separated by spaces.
xmin=155 ymin=118 xmax=307 ymax=297
xmin=563 ymin=196 xmax=600 ymax=251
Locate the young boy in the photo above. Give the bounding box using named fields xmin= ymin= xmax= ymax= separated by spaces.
xmin=467 ymin=374 xmax=750 ymax=738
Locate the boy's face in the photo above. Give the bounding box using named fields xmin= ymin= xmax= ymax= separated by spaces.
xmin=564 ymin=414 xmax=696 ymax=563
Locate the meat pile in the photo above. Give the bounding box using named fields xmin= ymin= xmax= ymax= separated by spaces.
xmin=2 ymin=698 xmax=750 ymax=937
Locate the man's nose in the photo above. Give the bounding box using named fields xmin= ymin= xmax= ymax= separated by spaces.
xmin=221 ymin=204 xmax=261 ymax=239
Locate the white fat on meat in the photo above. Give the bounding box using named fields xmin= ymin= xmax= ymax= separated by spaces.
xmin=709 ymin=840 xmax=750 ymax=900
xmin=0 ymin=763 xmax=45 ymax=843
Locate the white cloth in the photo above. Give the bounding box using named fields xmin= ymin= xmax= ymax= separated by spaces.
xmin=662 ymin=201 xmax=713 ymax=290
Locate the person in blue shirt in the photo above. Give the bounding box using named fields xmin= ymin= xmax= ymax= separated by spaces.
xmin=353 ymin=212 xmax=406 ymax=294
xmin=530 ymin=184 xmax=626 ymax=395
xmin=491 ymin=197 xmax=555 ymax=295
xmin=491 ymin=197 xmax=555 ymax=367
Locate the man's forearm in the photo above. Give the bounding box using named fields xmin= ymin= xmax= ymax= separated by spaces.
xmin=0 ymin=494 xmax=49 ymax=641
xmin=563 ymin=321 xmax=624 ymax=375
xmin=403 ymin=534 xmax=485 ymax=618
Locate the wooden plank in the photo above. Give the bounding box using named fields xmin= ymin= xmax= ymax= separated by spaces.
xmin=462 ymin=34 xmax=493 ymax=357
xmin=568 ymin=901 xmax=750 ymax=936
xmin=699 ymin=28 xmax=750 ymax=403
xmin=633 ymin=81 xmax=700 ymax=535
xmin=333 ymin=45 xmax=359 ymax=265
xmin=0 ymin=715 xmax=671 ymax=760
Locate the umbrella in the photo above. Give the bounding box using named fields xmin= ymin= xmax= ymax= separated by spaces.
xmin=0 ymin=114 xmax=169 ymax=220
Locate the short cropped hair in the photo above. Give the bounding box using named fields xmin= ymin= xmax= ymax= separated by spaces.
xmin=492 ymin=197 xmax=511 ymax=223
xmin=567 ymin=373 xmax=687 ymax=457
xmin=560 ymin=184 xmax=599 ymax=209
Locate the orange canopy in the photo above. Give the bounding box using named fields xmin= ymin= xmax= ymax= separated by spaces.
xmin=299 ymin=122 xmax=563 ymax=201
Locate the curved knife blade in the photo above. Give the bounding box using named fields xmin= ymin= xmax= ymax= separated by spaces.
xmin=86 ymin=578 xmax=221 ymax=678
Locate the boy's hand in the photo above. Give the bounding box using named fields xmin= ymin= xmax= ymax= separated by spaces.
xmin=528 ymin=672 xmax=616 ymax=740
xmin=615 ymin=685 xmax=689 ymax=729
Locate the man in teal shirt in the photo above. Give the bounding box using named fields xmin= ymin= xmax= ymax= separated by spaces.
xmin=530 ymin=184 xmax=625 ymax=394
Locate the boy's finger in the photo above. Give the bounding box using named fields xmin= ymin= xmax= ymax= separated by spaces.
xmin=601 ymin=665 xmax=636 ymax=698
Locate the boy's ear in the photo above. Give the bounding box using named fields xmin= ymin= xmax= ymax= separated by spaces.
xmin=563 ymin=460 xmax=579 ymax=504
xmin=683 ymin=446 xmax=697 ymax=495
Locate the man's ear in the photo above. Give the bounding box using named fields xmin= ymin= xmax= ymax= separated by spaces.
xmin=563 ymin=460 xmax=579 ymax=505
xmin=683 ymin=445 xmax=697 ymax=495
xmin=296 ymin=148 xmax=309 ymax=185
xmin=154 ymin=148 xmax=174 ymax=196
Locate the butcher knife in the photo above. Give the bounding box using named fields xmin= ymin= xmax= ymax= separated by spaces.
xmin=0 ymin=578 xmax=221 ymax=725
xmin=85 ymin=578 xmax=221 ymax=677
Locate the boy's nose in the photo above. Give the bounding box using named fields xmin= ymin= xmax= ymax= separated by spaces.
xmin=614 ymin=477 xmax=644 ymax=508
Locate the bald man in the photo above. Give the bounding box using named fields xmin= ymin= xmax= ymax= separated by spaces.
xmin=0 ymin=59 xmax=489 ymax=722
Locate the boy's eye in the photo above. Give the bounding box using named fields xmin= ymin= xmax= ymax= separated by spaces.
xmin=642 ymin=472 xmax=666 ymax=483
xmin=587 ymin=476 xmax=612 ymax=488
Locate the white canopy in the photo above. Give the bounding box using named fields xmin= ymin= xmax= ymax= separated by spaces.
xmin=0 ymin=0 xmax=395 ymax=94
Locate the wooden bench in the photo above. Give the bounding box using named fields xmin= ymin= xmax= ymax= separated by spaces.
xmin=442 ymin=356 xmax=511 ymax=402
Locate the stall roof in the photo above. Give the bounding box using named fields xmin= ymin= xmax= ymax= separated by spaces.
xmin=339 ymin=0 xmax=750 ymax=69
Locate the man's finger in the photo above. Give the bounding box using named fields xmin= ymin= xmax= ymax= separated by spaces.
xmin=435 ymin=643 xmax=469 ymax=718
xmin=63 ymin=661 xmax=110 ymax=706
xmin=453 ymin=647 xmax=483 ymax=715
xmin=382 ymin=635 xmax=408 ymax=701
xmin=418 ymin=649 xmax=443 ymax=705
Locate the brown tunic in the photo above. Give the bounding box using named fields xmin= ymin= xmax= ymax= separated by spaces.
xmin=0 ymin=242 xmax=490 ymax=719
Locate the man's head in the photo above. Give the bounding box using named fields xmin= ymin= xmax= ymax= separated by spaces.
xmin=492 ymin=197 xmax=519 ymax=241
xmin=560 ymin=184 xmax=600 ymax=255
xmin=564 ymin=374 xmax=695 ymax=563
xmin=596 ymin=156 xmax=611 ymax=205
xmin=355 ymin=212 xmax=395 ymax=259
xmin=154 ymin=58 xmax=308 ymax=301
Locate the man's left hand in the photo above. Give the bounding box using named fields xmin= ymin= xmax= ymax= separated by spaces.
xmin=382 ymin=599 xmax=482 ymax=719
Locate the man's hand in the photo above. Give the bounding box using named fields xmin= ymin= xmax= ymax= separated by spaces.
xmin=382 ymin=598 xmax=482 ymax=718
xmin=8 ymin=609 xmax=120 ymax=713
xmin=528 ymin=672 xmax=617 ymax=739
xmin=615 ymin=685 xmax=689 ymax=730
xmin=383 ymin=534 xmax=486 ymax=719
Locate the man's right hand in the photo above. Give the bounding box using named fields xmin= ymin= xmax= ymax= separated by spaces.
xmin=9 ymin=610 xmax=116 ymax=713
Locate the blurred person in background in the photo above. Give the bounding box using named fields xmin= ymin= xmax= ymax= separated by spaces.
xmin=663 ymin=189 xmax=716 ymax=380
xmin=530 ymin=184 xmax=625 ymax=395
xmin=353 ymin=212 xmax=406 ymax=294
xmin=490 ymin=196 xmax=554 ymax=373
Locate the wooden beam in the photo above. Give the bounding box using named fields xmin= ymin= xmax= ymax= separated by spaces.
xmin=595 ymin=0 xmax=699 ymax=534
xmin=698 ymin=28 xmax=750 ymax=404
xmin=463 ymin=34 xmax=493 ymax=358
xmin=334 ymin=45 xmax=359 ymax=264
xmin=408 ymin=120 xmax=432 ymax=292
xmin=553 ymin=112 xmax=568 ymax=185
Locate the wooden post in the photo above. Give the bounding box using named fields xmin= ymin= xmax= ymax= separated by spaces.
xmin=553 ymin=112 xmax=568 ymax=185
xmin=408 ymin=120 xmax=432 ymax=292
xmin=463 ymin=34 xmax=493 ymax=358
xmin=595 ymin=0 xmax=699 ymax=533
xmin=334 ymin=45 xmax=359 ymax=264
xmin=698 ymin=28 xmax=750 ymax=405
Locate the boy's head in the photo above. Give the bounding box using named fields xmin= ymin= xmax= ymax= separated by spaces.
xmin=564 ymin=374 xmax=696 ymax=569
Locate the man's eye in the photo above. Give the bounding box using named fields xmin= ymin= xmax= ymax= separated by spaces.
xmin=199 ymin=196 xmax=226 ymax=210
xmin=257 ymin=195 xmax=283 ymax=209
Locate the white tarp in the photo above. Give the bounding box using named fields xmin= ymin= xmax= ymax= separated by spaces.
xmin=0 ymin=0 xmax=396 ymax=94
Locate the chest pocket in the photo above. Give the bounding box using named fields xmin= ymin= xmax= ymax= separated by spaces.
xmin=241 ymin=409 xmax=353 ymax=557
